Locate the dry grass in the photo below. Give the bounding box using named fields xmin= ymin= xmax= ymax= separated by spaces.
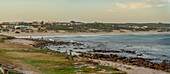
xmin=6 ymin=52 xmax=67 ymax=61
xmin=0 ymin=43 xmax=32 ymax=50
xmin=0 ymin=40 xmax=71 ymax=74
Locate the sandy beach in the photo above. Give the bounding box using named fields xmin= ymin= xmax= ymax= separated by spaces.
xmin=1 ymin=30 xmax=170 ymax=37
xmin=92 ymin=59 xmax=169 ymax=74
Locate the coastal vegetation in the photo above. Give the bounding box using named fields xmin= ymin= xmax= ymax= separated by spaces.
xmin=43 ymin=23 xmax=170 ymax=33
xmin=1 ymin=22 xmax=170 ymax=35
xmin=0 ymin=35 xmax=15 ymax=42
xmin=46 ymin=23 xmax=113 ymax=32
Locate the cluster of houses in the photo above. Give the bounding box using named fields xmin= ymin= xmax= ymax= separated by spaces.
xmin=0 ymin=21 xmax=32 ymax=30
xmin=0 ymin=21 xmax=83 ymax=30
xmin=3 ymin=21 xmax=168 ymax=31
xmin=0 ymin=25 xmax=34 ymax=29
xmin=115 ymin=25 xmax=149 ymax=29
xmin=32 ymin=21 xmax=83 ymax=26
xmin=0 ymin=21 xmax=83 ymax=25
xmin=0 ymin=21 xmax=25 ymax=25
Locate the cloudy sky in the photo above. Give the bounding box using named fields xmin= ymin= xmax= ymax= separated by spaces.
xmin=0 ymin=0 xmax=170 ymax=23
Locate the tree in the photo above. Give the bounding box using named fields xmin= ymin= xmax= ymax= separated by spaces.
xmin=15 ymin=31 xmax=20 ymax=34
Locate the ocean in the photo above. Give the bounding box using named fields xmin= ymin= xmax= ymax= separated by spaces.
xmin=16 ymin=33 xmax=170 ymax=63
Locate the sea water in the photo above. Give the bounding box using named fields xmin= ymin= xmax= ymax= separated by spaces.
xmin=16 ymin=33 xmax=170 ymax=63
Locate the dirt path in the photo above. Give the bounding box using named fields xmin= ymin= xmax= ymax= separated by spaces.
xmin=93 ymin=59 xmax=170 ymax=74
xmin=5 ymin=39 xmax=35 ymax=46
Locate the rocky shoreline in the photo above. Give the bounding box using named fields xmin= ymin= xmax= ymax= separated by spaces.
xmin=24 ymin=38 xmax=84 ymax=49
xmin=77 ymin=51 xmax=170 ymax=72
xmin=13 ymin=38 xmax=170 ymax=73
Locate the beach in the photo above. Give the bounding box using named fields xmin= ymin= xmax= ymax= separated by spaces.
xmin=1 ymin=30 xmax=170 ymax=36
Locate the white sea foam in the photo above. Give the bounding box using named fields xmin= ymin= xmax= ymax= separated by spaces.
xmin=16 ymin=33 xmax=170 ymax=62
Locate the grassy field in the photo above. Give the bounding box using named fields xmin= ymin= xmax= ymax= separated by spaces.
xmin=0 ymin=35 xmax=126 ymax=74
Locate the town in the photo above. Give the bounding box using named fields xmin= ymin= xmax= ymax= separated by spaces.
xmin=0 ymin=21 xmax=170 ymax=34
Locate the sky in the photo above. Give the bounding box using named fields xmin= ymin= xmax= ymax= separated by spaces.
xmin=0 ymin=0 xmax=170 ymax=23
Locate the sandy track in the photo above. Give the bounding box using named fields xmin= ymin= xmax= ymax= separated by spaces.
xmin=5 ymin=39 xmax=35 ymax=46
xmin=93 ymin=59 xmax=170 ymax=74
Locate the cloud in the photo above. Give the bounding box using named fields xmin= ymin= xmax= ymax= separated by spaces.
xmin=114 ymin=2 xmax=152 ymax=10
xmin=128 ymin=2 xmax=152 ymax=9
xmin=108 ymin=9 xmax=114 ymax=12
xmin=154 ymin=0 xmax=170 ymax=3
xmin=156 ymin=4 xmax=166 ymax=7
xmin=115 ymin=3 xmax=127 ymax=8
xmin=113 ymin=0 xmax=168 ymax=10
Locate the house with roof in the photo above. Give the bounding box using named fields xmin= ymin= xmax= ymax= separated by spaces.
xmin=2 ymin=25 xmax=15 ymax=29
xmin=69 ymin=21 xmax=83 ymax=26
xmin=15 ymin=25 xmax=34 ymax=29
xmin=38 ymin=26 xmax=47 ymax=30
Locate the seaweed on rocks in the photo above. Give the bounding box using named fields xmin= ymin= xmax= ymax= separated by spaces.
xmin=77 ymin=51 xmax=170 ymax=72
xmin=24 ymin=38 xmax=84 ymax=49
